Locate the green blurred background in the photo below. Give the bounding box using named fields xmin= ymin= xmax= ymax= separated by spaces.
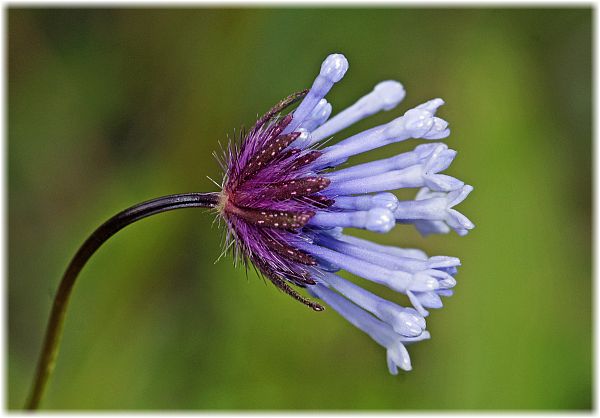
xmin=8 ymin=8 xmax=592 ymax=410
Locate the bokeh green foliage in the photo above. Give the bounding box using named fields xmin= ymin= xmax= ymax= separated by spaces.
xmin=8 ymin=8 xmax=591 ymax=410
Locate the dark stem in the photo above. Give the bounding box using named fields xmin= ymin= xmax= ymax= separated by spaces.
xmin=24 ymin=192 xmax=221 ymax=410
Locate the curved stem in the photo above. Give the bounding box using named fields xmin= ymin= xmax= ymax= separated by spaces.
xmin=24 ymin=192 xmax=221 ymax=410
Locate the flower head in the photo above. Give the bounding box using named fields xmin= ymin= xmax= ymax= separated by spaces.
xmin=217 ymin=53 xmax=473 ymax=373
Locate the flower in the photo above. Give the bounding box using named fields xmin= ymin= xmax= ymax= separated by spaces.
xmin=217 ymin=53 xmax=473 ymax=373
